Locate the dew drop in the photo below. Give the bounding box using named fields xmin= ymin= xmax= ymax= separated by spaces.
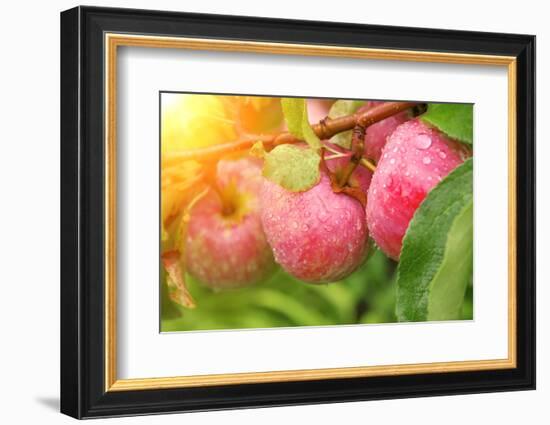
xmin=317 ymin=210 xmax=329 ymax=222
xmin=423 ymin=157 xmax=432 ymax=165
xmin=389 ymin=158 xmax=396 ymax=165
xmin=415 ymin=134 xmax=432 ymax=150
xmin=439 ymin=151 xmax=447 ymax=159
xmin=292 ymin=221 xmax=299 ymax=229
xmin=302 ymin=224 xmax=309 ymax=231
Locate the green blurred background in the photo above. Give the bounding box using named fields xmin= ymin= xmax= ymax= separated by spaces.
xmin=161 ymin=248 xmax=473 ymax=332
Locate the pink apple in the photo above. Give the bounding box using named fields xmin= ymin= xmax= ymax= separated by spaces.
xmin=260 ymin=156 xmax=370 ymax=283
xmin=185 ymin=157 xmax=276 ymax=289
xmin=366 ymin=118 xmax=470 ymax=260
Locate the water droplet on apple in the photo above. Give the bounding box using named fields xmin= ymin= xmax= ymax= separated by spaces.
xmin=317 ymin=210 xmax=329 ymax=222
xmin=415 ymin=134 xmax=432 ymax=150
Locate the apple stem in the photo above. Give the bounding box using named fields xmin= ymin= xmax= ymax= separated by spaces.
xmin=337 ymin=124 xmax=366 ymax=187
xmin=322 ymin=141 xmax=346 ymax=156
xmin=360 ymin=158 xmax=377 ymax=173
xmin=209 ymin=184 xmax=235 ymax=216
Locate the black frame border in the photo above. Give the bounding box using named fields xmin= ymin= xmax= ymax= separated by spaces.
xmin=61 ymin=6 xmax=535 ymax=419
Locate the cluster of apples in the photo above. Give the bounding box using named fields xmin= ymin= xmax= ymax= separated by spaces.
xmin=185 ymin=102 xmax=469 ymax=289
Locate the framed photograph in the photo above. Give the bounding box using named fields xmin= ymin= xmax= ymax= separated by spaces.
xmin=60 ymin=6 xmax=535 ymax=419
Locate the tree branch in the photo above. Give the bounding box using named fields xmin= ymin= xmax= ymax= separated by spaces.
xmin=162 ymin=101 xmax=420 ymax=166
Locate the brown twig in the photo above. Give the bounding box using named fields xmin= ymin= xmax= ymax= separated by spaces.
xmin=162 ymin=101 xmax=420 ymax=166
xmin=337 ymin=124 xmax=366 ymax=186
xmin=360 ymin=158 xmax=377 ymax=172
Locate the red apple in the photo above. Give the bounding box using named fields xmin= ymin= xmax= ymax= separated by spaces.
xmin=185 ymin=157 xmax=276 ymax=289
xmin=260 ymin=154 xmax=370 ymax=283
xmin=366 ymin=118 xmax=470 ymax=260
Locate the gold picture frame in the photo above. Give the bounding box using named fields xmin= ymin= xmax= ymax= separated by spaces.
xmin=104 ymin=34 xmax=517 ymax=392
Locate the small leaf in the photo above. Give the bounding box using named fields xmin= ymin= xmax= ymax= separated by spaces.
xmin=262 ymin=144 xmax=320 ymax=192
xmin=162 ymin=250 xmax=196 ymax=309
xmin=281 ymin=98 xmax=321 ymax=150
xmin=328 ymin=100 xmax=366 ymax=149
xmin=281 ymin=98 xmax=303 ymax=136
xmin=421 ymin=103 xmax=473 ymax=145
xmin=249 ymin=141 xmax=266 ymax=158
xmin=396 ymin=158 xmax=473 ymax=322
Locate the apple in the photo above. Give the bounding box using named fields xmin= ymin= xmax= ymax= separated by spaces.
xmin=366 ymin=118 xmax=470 ymax=260
xmin=260 ymin=153 xmax=370 ymax=283
xmin=185 ymin=157 xmax=276 ymax=289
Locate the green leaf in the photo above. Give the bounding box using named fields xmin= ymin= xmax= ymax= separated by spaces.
xmin=426 ymin=201 xmax=473 ymax=320
xmin=396 ymin=158 xmax=473 ymax=322
xmin=262 ymin=144 xmax=320 ymax=192
xmin=249 ymin=141 xmax=266 ymax=158
xmin=281 ymin=98 xmax=321 ymax=150
xmin=421 ymin=103 xmax=473 ymax=145
xmin=328 ymin=100 xmax=366 ymax=149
